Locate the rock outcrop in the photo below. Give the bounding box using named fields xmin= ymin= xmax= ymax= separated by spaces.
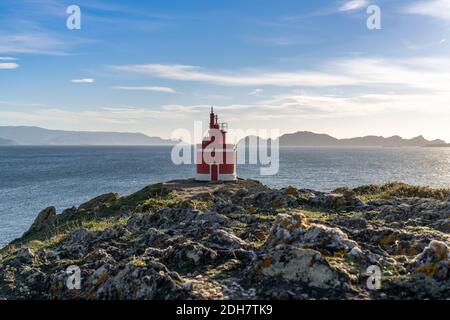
xmin=0 ymin=179 xmax=449 ymax=300
xmin=79 ymin=193 xmax=119 ymax=211
xmin=22 ymin=206 xmax=56 ymax=237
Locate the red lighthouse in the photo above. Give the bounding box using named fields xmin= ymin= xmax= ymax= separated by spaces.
xmin=196 ymin=107 xmax=237 ymax=181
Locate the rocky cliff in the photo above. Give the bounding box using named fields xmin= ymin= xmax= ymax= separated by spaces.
xmin=1 ymin=179 xmax=449 ymax=300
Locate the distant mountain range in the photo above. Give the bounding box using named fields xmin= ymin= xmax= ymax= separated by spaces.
xmin=241 ymin=131 xmax=447 ymax=147
xmin=0 ymin=137 xmax=17 ymax=145
xmin=0 ymin=126 xmax=177 ymax=146
xmin=0 ymin=126 xmax=447 ymax=147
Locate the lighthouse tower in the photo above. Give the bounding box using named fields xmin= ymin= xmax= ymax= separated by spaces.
xmin=196 ymin=107 xmax=237 ymax=182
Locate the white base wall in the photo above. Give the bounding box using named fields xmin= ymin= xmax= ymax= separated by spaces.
xmin=219 ymin=173 xmax=237 ymax=181
xmin=195 ymin=172 xmax=237 ymax=182
xmin=195 ymin=173 xmax=211 ymax=181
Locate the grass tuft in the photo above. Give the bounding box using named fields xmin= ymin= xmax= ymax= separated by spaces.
xmin=334 ymin=182 xmax=450 ymax=201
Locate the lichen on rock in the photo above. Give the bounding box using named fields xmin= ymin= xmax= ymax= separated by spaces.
xmin=1 ymin=179 xmax=450 ymax=300
xmin=255 ymin=244 xmax=349 ymax=290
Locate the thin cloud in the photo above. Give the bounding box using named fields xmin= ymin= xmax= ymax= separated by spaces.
xmin=0 ymin=106 xmax=186 ymax=130
xmin=0 ymin=20 xmax=97 ymax=56
xmin=71 ymin=78 xmax=95 ymax=84
xmin=332 ymin=56 xmax=450 ymax=92
xmin=404 ymin=0 xmax=450 ymax=21
xmin=112 ymin=56 xmax=450 ymax=92
xmin=113 ymin=86 xmax=176 ymax=93
xmin=0 ymin=100 xmax=44 ymax=107
xmin=249 ymin=89 xmax=264 ymax=96
xmin=338 ymin=0 xmax=370 ymax=12
xmin=112 ymin=64 xmax=356 ymax=87
xmin=0 ymin=32 xmax=69 ymax=55
xmin=0 ymin=62 xmax=19 ymax=69
xmin=0 ymin=57 xmax=17 ymax=61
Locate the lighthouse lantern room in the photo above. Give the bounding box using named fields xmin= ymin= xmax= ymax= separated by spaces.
xmin=196 ymin=107 xmax=237 ymax=182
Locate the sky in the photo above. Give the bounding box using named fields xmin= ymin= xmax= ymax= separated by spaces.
xmin=0 ymin=0 xmax=450 ymax=141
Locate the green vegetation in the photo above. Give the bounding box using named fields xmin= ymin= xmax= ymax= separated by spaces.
xmin=130 ymin=257 xmax=147 ymax=268
xmin=120 ymin=183 xmax=172 ymax=206
xmin=299 ymin=207 xmax=329 ymax=221
xmin=0 ymin=215 xmax=130 ymax=263
xmin=0 ymin=182 xmax=175 ymax=261
xmin=137 ymin=191 xmax=179 ymax=212
xmin=334 ymin=182 xmax=450 ymax=201
xmin=184 ymin=199 xmax=214 ymax=211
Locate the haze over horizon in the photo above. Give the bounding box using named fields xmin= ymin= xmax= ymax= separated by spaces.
xmin=1 ymin=0 xmax=450 ymax=141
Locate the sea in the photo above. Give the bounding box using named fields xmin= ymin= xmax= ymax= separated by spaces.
xmin=1 ymin=146 xmax=450 ymax=246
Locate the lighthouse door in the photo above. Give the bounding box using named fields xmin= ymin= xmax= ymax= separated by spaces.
xmin=211 ymin=164 xmax=218 ymax=181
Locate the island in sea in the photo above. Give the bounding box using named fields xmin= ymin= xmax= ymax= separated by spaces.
xmin=1 ymin=178 xmax=449 ymax=299
xmin=0 ymin=137 xmax=17 ymax=145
